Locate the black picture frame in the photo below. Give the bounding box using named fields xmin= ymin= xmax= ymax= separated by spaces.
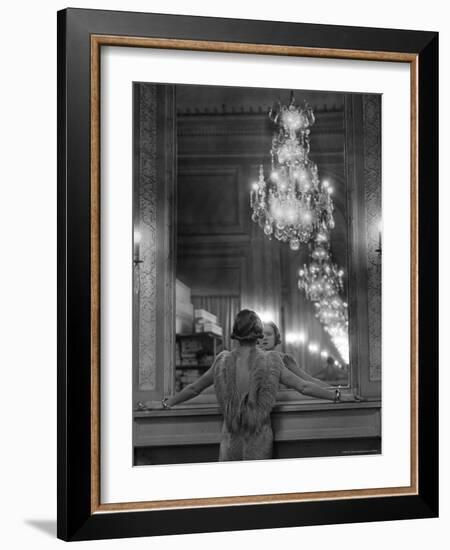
xmin=57 ymin=7 xmax=438 ymax=541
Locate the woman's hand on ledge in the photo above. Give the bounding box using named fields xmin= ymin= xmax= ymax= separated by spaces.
xmin=137 ymin=400 xmax=166 ymax=410
xmin=340 ymin=392 xmax=365 ymax=403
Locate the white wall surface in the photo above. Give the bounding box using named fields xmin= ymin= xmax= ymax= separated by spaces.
xmin=0 ymin=0 xmax=447 ymax=547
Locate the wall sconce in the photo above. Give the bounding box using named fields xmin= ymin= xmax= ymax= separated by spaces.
xmin=133 ymin=229 xmax=143 ymax=266
xmin=375 ymin=221 xmax=382 ymax=255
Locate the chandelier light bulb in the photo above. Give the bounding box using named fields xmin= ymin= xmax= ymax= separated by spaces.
xmin=289 ymin=239 xmax=300 ymax=251
xmin=286 ymin=207 xmax=297 ymax=223
xmin=297 ymin=166 xmax=308 ymax=181
xmin=281 ymin=108 xmax=303 ymax=132
xmin=302 ymin=211 xmax=312 ymax=224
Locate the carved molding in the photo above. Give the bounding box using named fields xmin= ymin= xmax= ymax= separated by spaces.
xmin=177 ymin=104 xmax=344 ymax=117
xmin=177 ymin=111 xmax=344 ymax=138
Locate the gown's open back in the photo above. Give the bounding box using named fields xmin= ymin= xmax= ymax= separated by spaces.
xmin=213 ymin=347 xmax=283 ymax=461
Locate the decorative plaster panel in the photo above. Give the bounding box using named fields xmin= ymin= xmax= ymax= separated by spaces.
xmin=363 ymin=95 xmax=382 ymax=382
xmin=137 ymin=84 xmax=157 ymax=391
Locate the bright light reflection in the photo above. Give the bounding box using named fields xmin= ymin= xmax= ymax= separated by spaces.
xmin=286 ymin=331 xmax=306 ymax=344
xmin=257 ymin=310 xmax=275 ymax=323
xmin=308 ymin=343 xmax=319 ymax=353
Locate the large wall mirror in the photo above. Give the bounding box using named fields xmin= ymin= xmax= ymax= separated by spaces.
xmin=132 ymin=82 xmax=381 ymax=463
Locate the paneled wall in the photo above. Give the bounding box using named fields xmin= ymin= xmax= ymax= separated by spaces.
xmin=133 ymin=83 xmax=176 ymax=407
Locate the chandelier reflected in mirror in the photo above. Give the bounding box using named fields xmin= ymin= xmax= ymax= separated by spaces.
xmin=250 ymin=94 xmax=335 ymax=250
xmin=314 ymin=296 xmax=349 ymax=364
xmin=298 ymin=230 xmax=344 ymax=302
xmin=297 ymin=229 xmax=349 ymax=364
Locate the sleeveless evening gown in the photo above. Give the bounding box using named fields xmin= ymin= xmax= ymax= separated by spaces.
xmin=213 ymin=348 xmax=283 ymax=461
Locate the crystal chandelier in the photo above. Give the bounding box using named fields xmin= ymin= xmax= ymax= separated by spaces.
xmin=298 ymin=232 xmax=344 ymax=302
xmin=250 ymin=94 xmax=335 ymax=250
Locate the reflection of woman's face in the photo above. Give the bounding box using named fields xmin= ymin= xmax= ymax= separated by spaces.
xmin=259 ymin=323 xmax=277 ymax=351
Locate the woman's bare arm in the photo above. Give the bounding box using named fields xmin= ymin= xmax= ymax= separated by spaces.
xmin=283 ymin=353 xmax=331 ymax=388
xmin=280 ymin=366 xmax=361 ymax=401
xmin=280 ymin=365 xmax=337 ymax=400
xmin=166 ymin=364 xmax=215 ymax=407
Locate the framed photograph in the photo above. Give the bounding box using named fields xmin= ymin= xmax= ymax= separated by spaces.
xmin=57 ymin=8 xmax=438 ymax=541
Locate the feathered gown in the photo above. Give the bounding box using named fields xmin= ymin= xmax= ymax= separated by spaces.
xmin=213 ymin=348 xmax=283 ymax=461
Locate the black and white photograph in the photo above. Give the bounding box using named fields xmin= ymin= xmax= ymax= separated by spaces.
xmin=1 ymin=0 xmax=442 ymax=546
xmin=132 ymin=83 xmax=382 ymax=466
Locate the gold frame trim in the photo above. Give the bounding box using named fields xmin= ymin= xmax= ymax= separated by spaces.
xmin=90 ymin=35 xmax=419 ymax=514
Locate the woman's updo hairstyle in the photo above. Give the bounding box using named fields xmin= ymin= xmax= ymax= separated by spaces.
xmin=230 ymin=309 xmax=263 ymax=343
